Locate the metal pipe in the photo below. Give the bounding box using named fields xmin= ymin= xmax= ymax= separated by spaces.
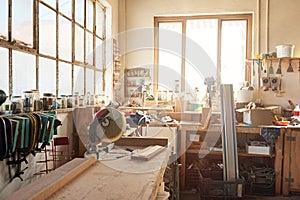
xmin=220 ymin=84 xmax=239 ymax=181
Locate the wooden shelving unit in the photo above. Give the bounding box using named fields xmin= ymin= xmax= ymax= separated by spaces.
xmin=124 ymin=67 xmax=151 ymax=98
xmin=180 ymin=124 xmax=284 ymax=195
xmin=112 ymin=39 xmax=121 ymax=101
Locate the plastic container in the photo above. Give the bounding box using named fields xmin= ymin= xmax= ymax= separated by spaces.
xmin=293 ymin=104 xmax=300 ymax=116
xmin=275 ymin=44 xmax=294 ymax=58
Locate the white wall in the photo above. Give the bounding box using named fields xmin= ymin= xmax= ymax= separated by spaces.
xmin=119 ymin=0 xmax=300 ymax=108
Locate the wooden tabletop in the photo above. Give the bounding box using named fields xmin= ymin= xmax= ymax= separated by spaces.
xmin=6 ymin=127 xmax=177 ymax=200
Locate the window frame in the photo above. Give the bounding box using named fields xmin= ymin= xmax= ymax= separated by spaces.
xmin=154 ymin=14 xmax=252 ymax=95
xmin=0 ymin=0 xmax=108 ymax=97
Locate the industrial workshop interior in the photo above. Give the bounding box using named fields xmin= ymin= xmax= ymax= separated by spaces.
xmin=1 ymin=0 xmax=300 ymax=199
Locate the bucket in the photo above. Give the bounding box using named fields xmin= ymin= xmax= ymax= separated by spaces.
xmin=275 ymin=44 xmax=294 ymax=58
xmin=235 ymin=90 xmax=253 ymax=103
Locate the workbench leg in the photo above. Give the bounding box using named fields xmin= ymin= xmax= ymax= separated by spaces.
xmin=274 ymin=128 xmax=284 ymax=195
xmin=179 ymin=129 xmax=186 ymax=191
xmin=282 ymin=129 xmax=292 ymax=196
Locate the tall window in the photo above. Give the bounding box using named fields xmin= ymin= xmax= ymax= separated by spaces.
xmin=154 ymin=14 xmax=252 ymax=100
xmin=0 ymin=0 xmax=110 ymax=97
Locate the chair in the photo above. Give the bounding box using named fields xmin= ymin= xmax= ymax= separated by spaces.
xmin=51 ymin=136 xmax=71 ymax=170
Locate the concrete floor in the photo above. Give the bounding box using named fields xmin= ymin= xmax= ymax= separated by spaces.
xmin=180 ymin=191 xmax=300 ymax=200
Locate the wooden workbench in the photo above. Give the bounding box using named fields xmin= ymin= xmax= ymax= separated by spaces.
xmin=6 ymin=127 xmax=177 ymax=200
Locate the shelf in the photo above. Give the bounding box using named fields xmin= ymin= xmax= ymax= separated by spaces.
xmin=186 ymin=149 xmax=274 ymax=157
xmin=181 ymin=124 xmax=261 ymax=134
xmin=249 ymin=57 xmax=300 ymax=60
xmin=113 ymin=38 xmax=121 ymax=100
xmin=126 ymin=76 xmax=151 ymax=78
xmin=124 ymin=67 xmax=151 ymax=98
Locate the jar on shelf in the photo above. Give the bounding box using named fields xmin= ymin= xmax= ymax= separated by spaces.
xmin=90 ymin=94 xmax=95 ymax=105
xmin=73 ymin=93 xmax=79 ymax=107
xmin=11 ymin=95 xmax=23 ymax=114
xmin=31 ymin=89 xmax=41 ymax=111
xmin=43 ymin=93 xmax=54 ymax=110
xmin=55 ymin=98 xmax=62 ymax=109
xmin=67 ymin=95 xmax=73 ymax=108
xmin=79 ymin=95 xmax=86 ymax=107
xmin=61 ymin=95 xmax=67 ymax=109
xmin=23 ymin=90 xmax=34 ymax=113
xmin=3 ymin=98 xmax=12 ymax=114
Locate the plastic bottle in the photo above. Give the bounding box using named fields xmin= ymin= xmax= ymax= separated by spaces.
xmin=293 ymin=104 xmax=300 ymax=116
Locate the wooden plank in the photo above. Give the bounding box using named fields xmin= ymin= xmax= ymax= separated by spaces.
xmin=201 ymin=107 xmax=211 ymax=129
xmin=131 ymin=145 xmax=165 ymax=161
xmin=290 ymin=131 xmax=300 ymax=192
xmin=236 ymin=126 xmax=261 ymax=134
xmin=5 ymin=157 xmax=97 ymax=200
xmin=47 ymin=151 xmax=168 ymax=200
xmin=180 ymin=127 xmax=187 ymax=190
xmin=282 ymin=129 xmax=292 ymax=196
xmin=274 ymin=128 xmax=284 ymax=195
xmin=115 ymin=137 xmax=168 ymax=147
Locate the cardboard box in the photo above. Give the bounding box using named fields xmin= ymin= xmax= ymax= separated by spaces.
xmin=236 ymin=108 xmax=273 ymax=126
xmin=246 ymin=143 xmax=271 ymax=155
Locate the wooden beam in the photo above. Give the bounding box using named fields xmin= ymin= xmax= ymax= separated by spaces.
xmin=115 ymin=137 xmax=168 ymax=147
xmin=5 ymin=157 xmax=97 ymax=200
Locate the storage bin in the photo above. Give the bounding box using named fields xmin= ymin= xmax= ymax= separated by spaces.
xmin=198 ymin=179 xmax=244 ymax=199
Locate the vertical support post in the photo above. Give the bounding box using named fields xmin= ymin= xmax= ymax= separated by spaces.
xmin=220 ymin=84 xmax=239 ymax=181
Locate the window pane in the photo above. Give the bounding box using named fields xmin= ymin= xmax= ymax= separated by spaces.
xmin=41 ymin=0 xmax=56 ymax=9
xmin=39 ymin=58 xmax=56 ymax=94
xmin=75 ymin=0 xmax=84 ymax=25
xmin=86 ymin=0 xmax=94 ymax=31
xmin=12 ymin=51 xmax=36 ymax=95
xmin=0 ymin=47 xmax=9 ymax=94
xmin=12 ymin=0 xmax=33 ymax=46
xmin=59 ymin=0 xmax=72 ymax=19
xmin=95 ymin=71 xmax=103 ymax=94
xmin=158 ymin=22 xmax=182 ymax=91
xmin=74 ymin=65 xmax=84 ymax=95
xmin=96 ymin=38 xmax=103 ymax=69
xmin=0 ymin=0 xmax=8 ymax=39
xmin=186 ymin=19 xmax=218 ymax=99
xmin=221 ymin=20 xmax=247 ymax=91
xmin=86 ymin=31 xmax=94 ymax=64
xmin=75 ymin=25 xmax=84 ymax=62
xmin=59 ymin=16 xmax=72 ymax=61
xmin=39 ymin=4 xmax=56 ymax=57
xmin=59 ymin=62 xmax=72 ymax=95
xmin=96 ymin=4 xmax=104 ymax=37
xmin=86 ymin=68 xmax=94 ymax=94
